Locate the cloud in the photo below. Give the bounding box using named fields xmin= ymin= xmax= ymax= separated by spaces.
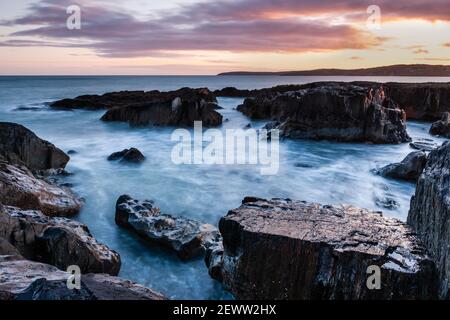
xmin=413 ymin=49 xmax=429 ymax=54
xmin=443 ymin=42 xmax=450 ymax=47
xmin=2 ymin=0 xmax=447 ymax=58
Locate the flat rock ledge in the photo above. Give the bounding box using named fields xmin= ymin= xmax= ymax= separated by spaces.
xmin=0 ymin=256 xmax=165 ymax=300
xmin=0 ymin=204 xmax=121 ymax=275
xmin=206 ymin=197 xmax=438 ymax=300
xmin=115 ymin=195 xmax=222 ymax=259
xmin=408 ymin=141 xmax=450 ymax=299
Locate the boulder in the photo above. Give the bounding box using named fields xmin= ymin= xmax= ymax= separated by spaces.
xmin=0 ymin=122 xmax=69 ymax=171
xmin=0 ymin=256 xmax=165 ymax=300
xmin=0 ymin=204 xmax=121 ymax=275
xmin=408 ymin=142 xmax=450 ymax=299
xmin=377 ymin=151 xmax=427 ymax=181
xmin=410 ymin=139 xmax=439 ymax=152
xmin=115 ymin=195 xmax=221 ymax=259
xmin=430 ymin=112 xmax=450 ymax=138
xmin=107 ymin=148 xmax=145 ymax=163
xmin=0 ymin=161 xmax=82 ymax=217
xmin=237 ymin=84 xmax=411 ymax=144
xmin=213 ymin=87 xmax=254 ymax=98
xmin=207 ymin=197 xmax=438 ymax=300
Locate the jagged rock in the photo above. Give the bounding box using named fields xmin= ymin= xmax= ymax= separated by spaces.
xmin=237 ymin=84 xmax=411 ymax=144
xmin=0 ymin=256 xmax=165 ymax=300
xmin=0 ymin=205 xmax=120 ymax=275
xmin=115 ymin=195 xmax=221 ymax=259
xmin=408 ymin=142 xmax=450 ymax=299
xmin=430 ymin=112 xmax=450 ymax=138
xmin=214 ymin=87 xmax=254 ymax=97
xmin=377 ymin=151 xmax=427 ymax=181
xmin=410 ymin=139 xmax=439 ymax=151
xmin=0 ymin=122 xmax=69 ymax=171
xmin=207 ymin=197 xmax=438 ymax=300
xmin=0 ymin=161 xmax=82 ymax=217
xmin=107 ymin=148 xmax=145 ymax=163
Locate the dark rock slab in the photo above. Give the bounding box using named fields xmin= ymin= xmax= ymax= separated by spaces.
xmin=430 ymin=112 xmax=450 ymax=138
xmin=115 ymin=195 xmax=221 ymax=259
xmin=377 ymin=151 xmax=427 ymax=181
xmin=0 ymin=256 xmax=165 ymax=300
xmin=0 ymin=161 xmax=82 ymax=217
xmin=207 ymin=197 xmax=438 ymax=300
xmin=237 ymin=84 xmax=411 ymax=144
xmin=0 ymin=204 xmax=121 ymax=275
xmin=410 ymin=139 xmax=439 ymax=151
xmin=0 ymin=122 xmax=69 ymax=171
xmin=107 ymin=148 xmax=145 ymax=163
xmin=408 ymin=141 xmax=450 ymax=299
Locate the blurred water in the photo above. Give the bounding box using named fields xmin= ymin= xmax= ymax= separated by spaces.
xmin=0 ymin=76 xmax=448 ymax=299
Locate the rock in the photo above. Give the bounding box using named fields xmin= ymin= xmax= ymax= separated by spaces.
xmin=430 ymin=112 xmax=450 ymax=138
xmin=377 ymin=151 xmax=427 ymax=181
xmin=107 ymin=148 xmax=145 ymax=163
xmin=0 ymin=256 xmax=165 ymax=300
xmin=408 ymin=141 xmax=450 ymax=299
xmin=0 ymin=161 xmax=82 ymax=217
xmin=51 ymin=88 xmax=222 ymax=127
xmin=0 ymin=237 xmax=21 ymax=256
xmin=0 ymin=122 xmax=69 ymax=171
xmin=374 ymin=194 xmax=400 ymax=210
xmin=243 ymin=123 xmax=252 ymax=129
xmin=67 ymin=150 xmax=77 ymax=155
xmin=410 ymin=139 xmax=439 ymax=151
xmin=0 ymin=204 xmax=121 ymax=275
xmin=115 ymin=195 xmax=221 ymax=259
xmin=237 ymin=84 xmax=411 ymax=144
xmin=213 ymin=87 xmax=254 ymax=98
xmin=384 ymin=83 xmax=450 ymax=121
xmin=207 ymin=197 xmax=438 ymax=300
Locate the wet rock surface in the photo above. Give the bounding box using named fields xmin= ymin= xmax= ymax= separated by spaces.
xmin=0 ymin=161 xmax=82 ymax=217
xmin=0 ymin=122 xmax=69 ymax=171
xmin=237 ymin=83 xmax=410 ymax=144
xmin=115 ymin=195 xmax=222 ymax=259
xmin=409 ymin=139 xmax=439 ymax=151
xmin=0 ymin=204 xmax=121 ymax=275
xmin=408 ymin=142 xmax=450 ymax=299
xmin=107 ymin=148 xmax=145 ymax=163
xmin=0 ymin=256 xmax=165 ymax=300
xmin=207 ymin=197 xmax=438 ymax=300
xmin=430 ymin=112 xmax=450 ymax=138
xmin=377 ymin=151 xmax=427 ymax=181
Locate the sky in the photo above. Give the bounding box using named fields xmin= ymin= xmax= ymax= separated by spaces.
xmin=0 ymin=0 xmax=449 ymax=75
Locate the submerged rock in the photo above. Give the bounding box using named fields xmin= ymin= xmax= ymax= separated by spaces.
xmin=0 ymin=204 xmax=121 ymax=275
xmin=207 ymin=197 xmax=438 ymax=300
xmin=115 ymin=195 xmax=221 ymax=259
xmin=107 ymin=148 xmax=145 ymax=163
xmin=408 ymin=142 xmax=450 ymax=299
xmin=430 ymin=112 xmax=450 ymax=138
xmin=377 ymin=151 xmax=427 ymax=181
xmin=0 ymin=256 xmax=165 ymax=300
xmin=410 ymin=139 xmax=439 ymax=152
xmin=237 ymin=84 xmax=410 ymax=144
xmin=0 ymin=122 xmax=69 ymax=171
xmin=0 ymin=161 xmax=82 ymax=217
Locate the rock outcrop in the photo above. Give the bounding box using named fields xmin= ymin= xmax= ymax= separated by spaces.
xmin=50 ymin=88 xmax=223 ymax=127
xmin=115 ymin=195 xmax=221 ymax=259
xmin=207 ymin=197 xmax=438 ymax=300
xmin=0 ymin=122 xmax=69 ymax=171
xmin=409 ymin=139 xmax=439 ymax=152
xmin=408 ymin=142 xmax=450 ymax=299
xmin=0 ymin=256 xmax=165 ymax=300
xmin=0 ymin=204 xmax=121 ymax=275
xmin=107 ymin=148 xmax=145 ymax=163
xmin=0 ymin=161 xmax=82 ymax=217
xmin=377 ymin=151 xmax=427 ymax=181
xmin=430 ymin=112 xmax=450 ymax=138
xmin=237 ymin=84 xmax=411 ymax=144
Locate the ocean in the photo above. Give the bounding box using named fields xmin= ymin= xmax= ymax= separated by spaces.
xmin=0 ymin=75 xmax=448 ymax=299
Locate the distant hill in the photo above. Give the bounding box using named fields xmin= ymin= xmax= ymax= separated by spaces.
xmin=218 ymin=64 xmax=450 ymax=77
